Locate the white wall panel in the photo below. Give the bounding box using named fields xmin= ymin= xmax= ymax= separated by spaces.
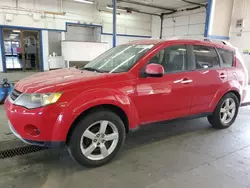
xmin=162 ymin=27 xmax=174 ymax=37
xmin=151 ymin=16 xmax=161 ymax=39
xmin=158 ymin=7 xmax=206 ymax=39
xmin=175 ymin=26 xmax=188 ymax=36
xmin=0 ymin=0 xmax=13 ymax=6
xmin=175 ymin=16 xmax=189 ymax=26
xmin=188 ymin=24 xmax=205 ymax=35
xmin=126 ymin=28 xmax=151 ymax=36
xmin=189 ymin=12 xmax=206 ymax=24
xmin=211 ymin=0 xmax=234 ymax=37
xmin=163 ymin=18 xmax=175 ymax=28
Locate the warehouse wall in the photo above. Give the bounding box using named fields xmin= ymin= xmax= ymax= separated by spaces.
xmin=229 ymin=0 xmax=250 ymax=83
xmin=65 ymin=26 xmax=101 ymax=42
xmin=0 ymin=0 xmax=152 ymax=37
xmin=0 ymin=0 xmax=152 ymax=72
xmin=151 ymin=16 xmax=161 ymax=39
xmin=209 ymin=0 xmax=234 ymax=38
xmin=151 ymin=7 xmax=206 ymax=39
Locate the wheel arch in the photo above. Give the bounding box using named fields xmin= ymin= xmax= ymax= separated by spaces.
xmin=227 ymin=90 xmax=241 ymax=103
xmin=210 ymin=88 xmax=241 ymax=111
xmin=66 ymin=104 xmax=129 ymax=144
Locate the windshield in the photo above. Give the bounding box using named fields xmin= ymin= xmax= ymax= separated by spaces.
xmin=82 ymin=44 xmax=154 ymax=73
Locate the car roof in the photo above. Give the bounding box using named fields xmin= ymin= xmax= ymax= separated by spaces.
xmin=128 ymin=39 xmax=235 ymax=52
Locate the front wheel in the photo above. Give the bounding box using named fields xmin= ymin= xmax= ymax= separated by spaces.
xmin=208 ymin=93 xmax=239 ymax=129
xmin=67 ymin=110 xmax=126 ymax=167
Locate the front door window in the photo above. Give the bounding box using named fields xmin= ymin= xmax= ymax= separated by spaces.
xmin=148 ymin=45 xmax=188 ymax=73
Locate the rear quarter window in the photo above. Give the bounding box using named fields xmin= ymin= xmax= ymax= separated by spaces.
xmin=218 ymin=48 xmax=234 ymax=67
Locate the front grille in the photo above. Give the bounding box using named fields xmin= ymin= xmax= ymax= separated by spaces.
xmin=10 ymin=89 xmax=22 ymax=101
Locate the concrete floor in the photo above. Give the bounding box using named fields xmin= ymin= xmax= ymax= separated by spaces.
xmin=0 ymin=71 xmax=249 ymax=188
xmin=0 ymin=103 xmax=250 ymax=188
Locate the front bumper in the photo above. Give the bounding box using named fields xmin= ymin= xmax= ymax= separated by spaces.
xmin=8 ymin=120 xmax=65 ymax=148
xmin=5 ymin=97 xmax=69 ymax=147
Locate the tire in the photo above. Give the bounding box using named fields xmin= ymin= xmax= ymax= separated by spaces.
xmin=67 ymin=110 xmax=126 ymax=167
xmin=207 ymin=115 xmax=213 ymax=125
xmin=208 ymin=93 xmax=239 ymax=129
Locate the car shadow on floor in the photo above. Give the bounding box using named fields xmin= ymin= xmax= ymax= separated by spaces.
xmin=0 ymin=117 xmax=213 ymax=172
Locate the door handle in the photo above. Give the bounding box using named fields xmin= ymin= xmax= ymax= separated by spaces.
xmin=181 ymin=79 xmax=193 ymax=84
xmin=219 ymin=74 xmax=227 ymax=79
xmin=173 ymin=78 xmax=193 ymax=84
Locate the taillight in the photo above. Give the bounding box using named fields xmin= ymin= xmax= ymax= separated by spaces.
xmin=235 ymin=48 xmax=248 ymax=86
xmin=233 ymin=55 xmax=237 ymax=67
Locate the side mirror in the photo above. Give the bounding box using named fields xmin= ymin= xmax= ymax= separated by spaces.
xmin=145 ymin=63 xmax=164 ymax=77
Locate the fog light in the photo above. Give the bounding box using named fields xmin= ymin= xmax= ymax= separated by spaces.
xmin=24 ymin=125 xmax=40 ymax=137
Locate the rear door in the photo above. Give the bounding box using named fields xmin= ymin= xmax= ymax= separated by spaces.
xmin=189 ymin=44 xmax=227 ymax=114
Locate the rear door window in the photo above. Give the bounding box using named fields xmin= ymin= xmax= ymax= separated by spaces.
xmin=218 ymin=48 xmax=234 ymax=67
xmin=193 ymin=45 xmax=220 ymax=69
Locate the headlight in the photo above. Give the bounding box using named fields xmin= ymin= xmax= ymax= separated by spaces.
xmin=14 ymin=93 xmax=62 ymax=109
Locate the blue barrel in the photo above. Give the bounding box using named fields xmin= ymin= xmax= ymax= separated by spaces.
xmin=0 ymin=79 xmax=14 ymax=103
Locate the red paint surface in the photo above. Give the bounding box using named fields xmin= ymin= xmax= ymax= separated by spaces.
xmin=5 ymin=39 xmax=248 ymax=142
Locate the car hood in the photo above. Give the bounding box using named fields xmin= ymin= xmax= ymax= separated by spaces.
xmin=15 ymin=68 xmax=110 ymax=93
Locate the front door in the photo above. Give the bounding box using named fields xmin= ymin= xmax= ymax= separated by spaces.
xmin=134 ymin=44 xmax=194 ymax=124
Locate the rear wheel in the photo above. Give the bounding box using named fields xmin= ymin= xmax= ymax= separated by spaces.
xmin=207 ymin=93 xmax=239 ymax=129
xmin=67 ymin=110 xmax=126 ymax=167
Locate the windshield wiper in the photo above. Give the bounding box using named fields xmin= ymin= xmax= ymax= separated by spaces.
xmin=82 ymin=67 xmax=105 ymax=73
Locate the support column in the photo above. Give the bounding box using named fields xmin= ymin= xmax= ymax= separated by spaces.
xmin=204 ymin=0 xmax=213 ymax=37
xmin=41 ymin=30 xmax=49 ymax=71
xmin=112 ymin=0 xmax=117 ymax=47
xmin=0 ymin=27 xmax=4 ymax=72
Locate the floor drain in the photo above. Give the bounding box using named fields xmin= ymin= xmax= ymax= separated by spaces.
xmin=0 ymin=145 xmax=49 ymax=159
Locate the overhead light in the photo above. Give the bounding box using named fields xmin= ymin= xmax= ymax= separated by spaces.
xmin=10 ymin=33 xmax=19 ymax=36
xmin=13 ymin=30 xmax=20 ymax=33
xmin=74 ymin=0 xmax=94 ymax=4
xmin=106 ymin=5 xmax=127 ymax=12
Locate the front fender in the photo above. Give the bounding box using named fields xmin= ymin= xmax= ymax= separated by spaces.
xmin=51 ymin=88 xmax=139 ymax=141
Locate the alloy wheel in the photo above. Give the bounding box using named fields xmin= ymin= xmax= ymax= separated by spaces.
xmin=220 ymin=98 xmax=236 ymax=124
xmin=80 ymin=120 xmax=119 ymax=161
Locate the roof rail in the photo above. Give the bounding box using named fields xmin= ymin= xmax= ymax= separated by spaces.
xmin=166 ymin=36 xmax=233 ymax=47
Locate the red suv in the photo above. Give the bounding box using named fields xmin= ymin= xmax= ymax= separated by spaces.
xmin=5 ymin=38 xmax=248 ymax=167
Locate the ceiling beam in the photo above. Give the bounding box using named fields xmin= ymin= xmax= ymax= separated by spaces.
xmin=119 ymin=0 xmax=176 ymax=12
xmin=106 ymin=4 xmax=161 ymax=17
